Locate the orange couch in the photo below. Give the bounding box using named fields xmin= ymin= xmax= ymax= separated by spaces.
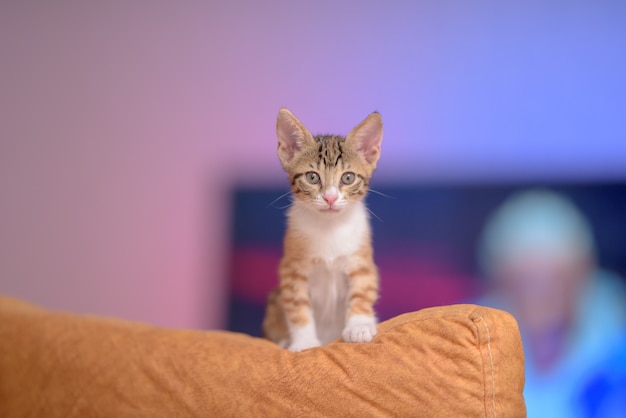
xmin=0 ymin=295 xmax=525 ymax=417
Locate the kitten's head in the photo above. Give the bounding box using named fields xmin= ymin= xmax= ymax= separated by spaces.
xmin=276 ymin=108 xmax=383 ymax=214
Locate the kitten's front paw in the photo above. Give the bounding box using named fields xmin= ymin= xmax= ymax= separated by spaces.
xmin=342 ymin=315 xmax=377 ymax=343
xmin=288 ymin=336 xmax=321 ymax=352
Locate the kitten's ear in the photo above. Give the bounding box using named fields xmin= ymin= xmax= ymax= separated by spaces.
xmin=276 ymin=108 xmax=314 ymax=168
xmin=346 ymin=112 xmax=383 ymax=167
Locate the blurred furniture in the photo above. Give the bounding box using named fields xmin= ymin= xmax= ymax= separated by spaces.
xmin=0 ymin=295 xmax=525 ymax=417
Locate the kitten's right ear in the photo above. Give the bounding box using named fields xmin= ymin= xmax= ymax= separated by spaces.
xmin=276 ymin=108 xmax=314 ymax=169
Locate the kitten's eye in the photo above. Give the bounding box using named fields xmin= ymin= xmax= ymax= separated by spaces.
xmin=341 ymin=172 xmax=356 ymax=185
xmin=305 ymin=171 xmax=320 ymax=184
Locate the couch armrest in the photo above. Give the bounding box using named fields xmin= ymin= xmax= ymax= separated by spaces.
xmin=0 ymin=295 xmax=525 ymax=417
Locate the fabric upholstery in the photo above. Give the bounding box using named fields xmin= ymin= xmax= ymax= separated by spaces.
xmin=0 ymin=295 xmax=525 ymax=417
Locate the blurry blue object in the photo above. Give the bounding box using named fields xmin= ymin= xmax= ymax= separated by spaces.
xmin=579 ymin=333 xmax=626 ymax=418
xmin=478 ymin=190 xmax=626 ymax=418
xmin=525 ymin=271 xmax=626 ymax=418
xmin=482 ymin=270 xmax=626 ymax=418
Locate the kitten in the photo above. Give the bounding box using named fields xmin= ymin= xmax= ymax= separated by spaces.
xmin=262 ymin=108 xmax=383 ymax=352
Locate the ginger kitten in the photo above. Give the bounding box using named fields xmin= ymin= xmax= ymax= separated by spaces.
xmin=262 ymin=108 xmax=383 ymax=352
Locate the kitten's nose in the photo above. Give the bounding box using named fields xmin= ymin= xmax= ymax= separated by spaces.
xmin=323 ymin=192 xmax=338 ymax=206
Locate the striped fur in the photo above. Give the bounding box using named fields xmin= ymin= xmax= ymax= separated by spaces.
xmin=262 ymin=108 xmax=383 ymax=352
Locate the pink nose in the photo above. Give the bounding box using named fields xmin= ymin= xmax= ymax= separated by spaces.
xmin=323 ymin=193 xmax=338 ymax=206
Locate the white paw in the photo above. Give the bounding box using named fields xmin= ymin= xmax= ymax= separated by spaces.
xmin=288 ymin=335 xmax=321 ymax=352
xmin=342 ymin=315 xmax=377 ymax=343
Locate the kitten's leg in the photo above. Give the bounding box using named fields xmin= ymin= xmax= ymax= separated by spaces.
xmin=279 ymin=257 xmax=320 ymax=352
xmin=343 ymin=256 xmax=379 ymax=344
xmin=262 ymin=289 xmax=290 ymax=348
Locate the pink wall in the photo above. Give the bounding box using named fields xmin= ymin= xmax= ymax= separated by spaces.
xmin=0 ymin=3 xmax=238 ymax=328
xmin=1 ymin=2 xmax=624 ymax=329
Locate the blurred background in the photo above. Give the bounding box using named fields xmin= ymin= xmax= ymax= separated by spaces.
xmin=1 ymin=2 xmax=625 ymax=416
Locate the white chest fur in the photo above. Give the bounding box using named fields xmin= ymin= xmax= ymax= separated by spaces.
xmin=288 ymin=201 xmax=369 ymax=262
xmin=287 ymin=201 xmax=370 ymax=343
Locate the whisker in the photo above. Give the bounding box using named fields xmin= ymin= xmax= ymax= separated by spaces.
xmin=272 ymin=202 xmax=293 ymax=210
xmin=368 ymin=188 xmax=395 ymax=199
xmin=266 ymin=191 xmax=292 ymax=208
xmin=366 ymin=207 xmax=384 ymax=223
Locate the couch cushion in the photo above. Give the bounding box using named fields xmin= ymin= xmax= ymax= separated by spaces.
xmin=0 ymin=296 xmax=525 ymax=417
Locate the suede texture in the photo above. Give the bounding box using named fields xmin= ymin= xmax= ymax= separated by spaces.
xmin=0 ymin=296 xmax=525 ymax=417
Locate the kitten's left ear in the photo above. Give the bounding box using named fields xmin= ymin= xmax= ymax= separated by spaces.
xmin=346 ymin=112 xmax=383 ymax=167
